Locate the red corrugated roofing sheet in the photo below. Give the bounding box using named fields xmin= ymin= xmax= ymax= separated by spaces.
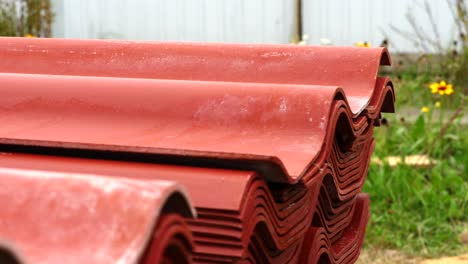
xmin=0 ymin=73 xmax=348 ymax=182
xmin=0 ymin=37 xmax=391 ymax=115
xmin=0 ymin=38 xmax=395 ymax=263
xmin=0 ymin=239 xmax=23 ymax=264
xmin=0 ymin=152 xmax=312 ymax=261
xmin=300 ymin=194 xmax=370 ymax=264
xmin=0 ymin=167 xmax=195 ymax=264
xmin=0 ymin=72 xmax=392 ymax=184
xmin=142 ymin=214 xmax=194 ymax=264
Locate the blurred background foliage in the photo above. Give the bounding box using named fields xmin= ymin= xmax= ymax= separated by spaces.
xmin=388 ymin=0 xmax=467 ymax=107
xmin=0 ymin=0 xmax=53 ymax=37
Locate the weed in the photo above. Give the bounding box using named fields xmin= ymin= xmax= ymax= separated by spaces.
xmin=364 ymin=97 xmax=467 ymax=256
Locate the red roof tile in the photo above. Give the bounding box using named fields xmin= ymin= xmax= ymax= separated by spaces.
xmin=0 ymin=168 xmax=194 ymax=264
xmin=0 ymin=38 xmax=390 ymax=114
xmin=0 ymin=38 xmax=395 ymax=263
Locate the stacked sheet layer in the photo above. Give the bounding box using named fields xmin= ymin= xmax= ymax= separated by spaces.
xmin=0 ymin=38 xmax=394 ymax=263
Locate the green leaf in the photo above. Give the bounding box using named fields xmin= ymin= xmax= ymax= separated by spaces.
xmin=410 ymin=115 xmax=426 ymax=139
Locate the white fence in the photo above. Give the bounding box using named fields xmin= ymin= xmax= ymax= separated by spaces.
xmin=302 ymin=0 xmax=458 ymax=53
xmin=51 ymin=0 xmax=295 ymax=44
xmin=52 ymin=0 xmax=461 ymax=53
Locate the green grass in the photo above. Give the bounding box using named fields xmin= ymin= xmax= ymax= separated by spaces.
xmin=363 ymin=106 xmax=467 ymax=257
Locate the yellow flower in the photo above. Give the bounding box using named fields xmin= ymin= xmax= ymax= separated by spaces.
xmin=421 ymin=106 xmax=430 ymax=113
xmin=24 ymin=34 xmax=35 ymax=38
xmin=355 ymin=41 xmax=371 ymax=48
xmin=435 ymin=101 xmax=441 ymax=108
xmin=429 ymin=81 xmax=454 ymax=95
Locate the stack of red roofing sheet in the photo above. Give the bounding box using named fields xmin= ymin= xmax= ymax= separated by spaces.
xmin=0 ymin=37 xmax=394 ymax=263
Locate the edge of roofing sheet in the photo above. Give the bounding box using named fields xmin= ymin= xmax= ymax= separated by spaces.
xmin=0 ymin=239 xmax=25 ymax=264
xmin=0 ymin=168 xmax=196 ymax=263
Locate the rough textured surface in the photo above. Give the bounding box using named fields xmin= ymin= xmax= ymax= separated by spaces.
xmin=0 ymin=38 xmax=395 ymax=263
xmin=0 ymin=72 xmax=343 ymax=182
xmin=0 ymin=168 xmax=194 ymax=264
xmin=0 ymin=37 xmax=390 ymax=114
